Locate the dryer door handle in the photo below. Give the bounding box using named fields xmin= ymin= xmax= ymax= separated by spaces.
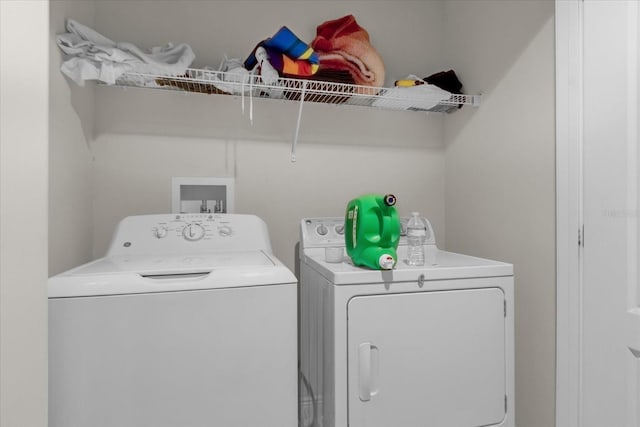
xmin=359 ymin=342 xmax=372 ymax=401
xmin=358 ymin=342 xmax=379 ymax=402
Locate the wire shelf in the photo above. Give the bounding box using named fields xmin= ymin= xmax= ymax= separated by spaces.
xmin=113 ymin=68 xmax=480 ymax=113
xmin=110 ymin=67 xmax=481 ymax=162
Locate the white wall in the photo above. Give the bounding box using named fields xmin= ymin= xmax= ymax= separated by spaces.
xmin=0 ymin=1 xmax=49 ymax=426
xmin=443 ymin=2 xmax=556 ymax=427
xmin=49 ymin=0 xmax=95 ymax=275
xmin=92 ymin=0 xmax=445 ymax=87
xmin=48 ymin=3 xmax=558 ymax=426
xmin=83 ymin=0 xmax=449 ymax=269
xmin=91 ymin=133 xmax=445 ymax=269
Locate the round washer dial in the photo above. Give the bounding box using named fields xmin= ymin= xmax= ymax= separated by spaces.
xmin=183 ymin=223 xmax=205 ymax=241
xmin=218 ymin=225 xmax=233 ymax=237
xmin=155 ymin=226 xmax=169 ymax=239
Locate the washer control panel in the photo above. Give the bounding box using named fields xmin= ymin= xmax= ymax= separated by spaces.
xmin=151 ymin=214 xmax=233 ymax=242
xmin=107 ymin=214 xmax=272 ymax=256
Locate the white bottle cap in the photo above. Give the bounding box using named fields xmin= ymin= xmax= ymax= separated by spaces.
xmin=378 ymin=254 xmax=395 ymax=270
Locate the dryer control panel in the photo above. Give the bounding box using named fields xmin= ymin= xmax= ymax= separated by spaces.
xmin=301 ymin=218 xmax=346 ymax=248
xmin=106 ymin=214 xmax=273 ymax=256
xmin=300 ymin=217 xmax=436 ymax=249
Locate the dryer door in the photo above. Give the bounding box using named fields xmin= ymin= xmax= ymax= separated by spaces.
xmin=347 ymin=288 xmax=506 ymax=427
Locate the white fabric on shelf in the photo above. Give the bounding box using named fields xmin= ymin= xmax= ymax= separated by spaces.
xmin=372 ymin=75 xmax=451 ymax=111
xmin=56 ymin=19 xmax=195 ymax=86
xmin=200 ymin=65 xmax=252 ymax=95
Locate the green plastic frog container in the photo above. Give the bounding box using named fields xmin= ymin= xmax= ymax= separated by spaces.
xmin=345 ymin=194 xmax=401 ymax=270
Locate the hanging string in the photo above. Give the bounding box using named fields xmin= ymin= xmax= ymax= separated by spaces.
xmin=291 ymin=81 xmax=306 ymax=163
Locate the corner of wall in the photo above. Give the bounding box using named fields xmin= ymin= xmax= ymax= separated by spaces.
xmin=49 ymin=0 xmax=97 ymax=275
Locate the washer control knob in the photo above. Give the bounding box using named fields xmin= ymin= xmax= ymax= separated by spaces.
xmin=335 ymin=224 xmax=345 ymax=235
xmin=218 ymin=226 xmax=233 ymax=237
xmin=183 ymin=223 xmax=205 ymax=241
xmin=316 ymin=224 xmax=329 ymax=236
xmin=155 ymin=226 xmax=168 ymax=239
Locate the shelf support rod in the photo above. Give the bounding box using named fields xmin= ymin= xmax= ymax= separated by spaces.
xmin=291 ymin=81 xmax=306 ymax=162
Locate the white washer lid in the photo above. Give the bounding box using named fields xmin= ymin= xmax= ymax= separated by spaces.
xmin=49 ymin=250 xmax=296 ymax=298
xmin=301 ymin=246 xmax=513 ymax=285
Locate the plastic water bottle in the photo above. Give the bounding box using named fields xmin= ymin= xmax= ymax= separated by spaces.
xmin=406 ymin=212 xmax=426 ymax=266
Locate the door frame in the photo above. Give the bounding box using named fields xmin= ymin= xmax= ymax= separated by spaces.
xmin=555 ymin=1 xmax=584 ymax=426
xmin=556 ymin=1 xmax=640 ymax=424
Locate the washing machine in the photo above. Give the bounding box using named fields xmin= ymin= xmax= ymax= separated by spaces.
xmin=299 ymin=217 xmax=514 ymax=427
xmin=49 ymin=214 xmax=297 ymax=427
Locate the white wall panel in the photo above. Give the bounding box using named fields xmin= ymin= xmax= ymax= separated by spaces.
xmin=443 ymin=2 xmax=556 ymax=427
xmin=0 ymin=1 xmax=49 ymax=425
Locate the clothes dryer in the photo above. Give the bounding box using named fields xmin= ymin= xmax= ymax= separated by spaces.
xmin=299 ymin=217 xmax=514 ymax=427
xmin=49 ymin=214 xmax=297 ymax=427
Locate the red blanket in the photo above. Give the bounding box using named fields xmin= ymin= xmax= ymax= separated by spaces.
xmin=311 ymin=15 xmax=385 ymax=90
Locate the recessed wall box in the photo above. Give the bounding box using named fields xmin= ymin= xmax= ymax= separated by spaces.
xmin=171 ymin=177 xmax=235 ymax=214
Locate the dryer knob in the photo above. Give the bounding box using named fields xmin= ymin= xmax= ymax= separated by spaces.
xmin=335 ymin=224 xmax=345 ymax=235
xmin=316 ymin=224 xmax=329 ymax=236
